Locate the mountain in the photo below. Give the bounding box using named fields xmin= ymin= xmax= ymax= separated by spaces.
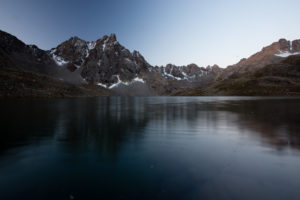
xmin=1 ymin=29 xmax=299 ymax=97
xmin=0 ymin=30 xmax=221 ymax=96
xmin=175 ymin=55 xmax=300 ymax=96
xmin=48 ymin=33 xmax=222 ymax=95
xmin=221 ymin=39 xmax=300 ymax=79
xmin=0 ymin=30 xmax=110 ymax=98
xmin=172 ymin=38 xmax=300 ymax=96
xmin=0 ymin=30 xmax=58 ymax=74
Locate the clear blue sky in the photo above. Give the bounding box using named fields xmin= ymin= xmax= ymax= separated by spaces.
xmin=0 ymin=0 xmax=299 ymax=67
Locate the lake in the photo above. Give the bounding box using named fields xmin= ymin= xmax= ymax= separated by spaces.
xmin=0 ymin=97 xmax=300 ymax=200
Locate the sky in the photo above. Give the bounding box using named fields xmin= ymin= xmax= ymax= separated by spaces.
xmin=0 ymin=0 xmax=299 ymax=68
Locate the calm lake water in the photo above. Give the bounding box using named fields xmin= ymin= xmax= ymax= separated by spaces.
xmin=0 ymin=97 xmax=300 ymax=200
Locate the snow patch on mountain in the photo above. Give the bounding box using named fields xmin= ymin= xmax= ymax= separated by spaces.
xmin=52 ymin=54 xmax=69 ymax=66
xmin=160 ymin=67 xmax=180 ymax=80
xmin=97 ymin=76 xmax=145 ymax=89
xmin=103 ymin=38 xmax=109 ymax=51
xmin=182 ymin=71 xmax=196 ymax=80
xmin=125 ymin=58 xmax=134 ymax=63
xmin=132 ymin=77 xmax=145 ymax=83
xmin=50 ymin=49 xmax=69 ymax=66
xmin=109 ymin=75 xmax=122 ymax=89
xmin=87 ymin=42 xmax=96 ymax=50
xmin=275 ymin=51 xmax=300 ymax=58
xmin=85 ymin=42 xmax=96 ymax=58
xmin=96 ymin=82 xmax=108 ymax=88
xmin=97 ymin=59 xmax=102 ymax=66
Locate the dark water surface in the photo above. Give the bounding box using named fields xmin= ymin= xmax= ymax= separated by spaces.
xmin=0 ymin=97 xmax=300 ymax=200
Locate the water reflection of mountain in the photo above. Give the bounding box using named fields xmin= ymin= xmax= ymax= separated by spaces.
xmin=140 ymin=98 xmax=300 ymax=152
xmin=0 ymin=97 xmax=299 ymax=155
xmin=0 ymin=97 xmax=149 ymax=155
xmin=168 ymin=98 xmax=300 ymax=152
xmin=53 ymin=97 xmax=149 ymax=154
xmin=222 ymin=99 xmax=300 ymax=151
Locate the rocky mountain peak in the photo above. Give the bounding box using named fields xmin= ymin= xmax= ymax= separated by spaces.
xmin=187 ymin=63 xmax=201 ymax=69
xmin=212 ymin=64 xmax=220 ymax=68
xmin=70 ymin=36 xmax=86 ymax=47
xmin=278 ymin=38 xmax=290 ymax=52
xmin=49 ymin=36 xmax=88 ymax=67
xmin=98 ymin=34 xmax=117 ymax=43
xmin=79 ymin=34 xmax=152 ymax=87
xmin=206 ymin=64 xmax=221 ymax=70
xmin=109 ymin=33 xmax=117 ymax=41
xmin=274 ymin=38 xmax=300 ymax=54
xmin=292 ymin=40 xmax=300 ymax=52
xmin=207 ymin=64 xmax=222 ymax=78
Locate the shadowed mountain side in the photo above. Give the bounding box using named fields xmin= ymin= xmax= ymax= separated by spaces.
xmin=0 ymin=68 xmax=110 ymax=98
xmin=0 ymin=30 xmax=58 ymax=75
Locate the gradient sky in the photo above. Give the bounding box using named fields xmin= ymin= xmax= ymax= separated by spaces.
xmin=0 ymin=0 xmax=299 ymax=67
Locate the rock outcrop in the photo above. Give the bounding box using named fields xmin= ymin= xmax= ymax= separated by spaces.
xmin=292 ymin=40 xmax=300 ymax=52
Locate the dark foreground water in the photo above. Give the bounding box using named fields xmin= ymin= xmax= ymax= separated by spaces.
xmin=0 ymin=97 xmax=300 ymax=200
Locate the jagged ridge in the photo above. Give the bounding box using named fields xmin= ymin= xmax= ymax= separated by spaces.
xmin=48 ymin=33 xmax=221 ymax=94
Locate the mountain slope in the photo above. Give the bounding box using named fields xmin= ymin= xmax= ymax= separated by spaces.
xmin=0 ymin=67 xmax=110 ymax=98
xmin=221 ymin=39 xmax=300 ymax=79
xmin=0 ymin=30 xmax=58 ymax=75
xmin=175 ymin=55 xmax=300 ymax=96
xmin=0 ymin=30 xmax=110 ymax=98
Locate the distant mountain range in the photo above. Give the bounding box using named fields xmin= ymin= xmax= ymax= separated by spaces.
xmin=0 ymin=29 xmax=299 ymax=97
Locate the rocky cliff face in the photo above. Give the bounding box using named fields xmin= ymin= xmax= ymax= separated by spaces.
xmin=292 ymin=40 xmax=300 ymax=52
xmin=81 ymin=34 xmax=151 ymax=85
xmin=50 ymin=36 xmax=89 ymax=68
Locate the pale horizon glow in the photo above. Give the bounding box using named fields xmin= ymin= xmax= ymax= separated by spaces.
xmin=0 ymin=0 xmax=300 ymax=68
